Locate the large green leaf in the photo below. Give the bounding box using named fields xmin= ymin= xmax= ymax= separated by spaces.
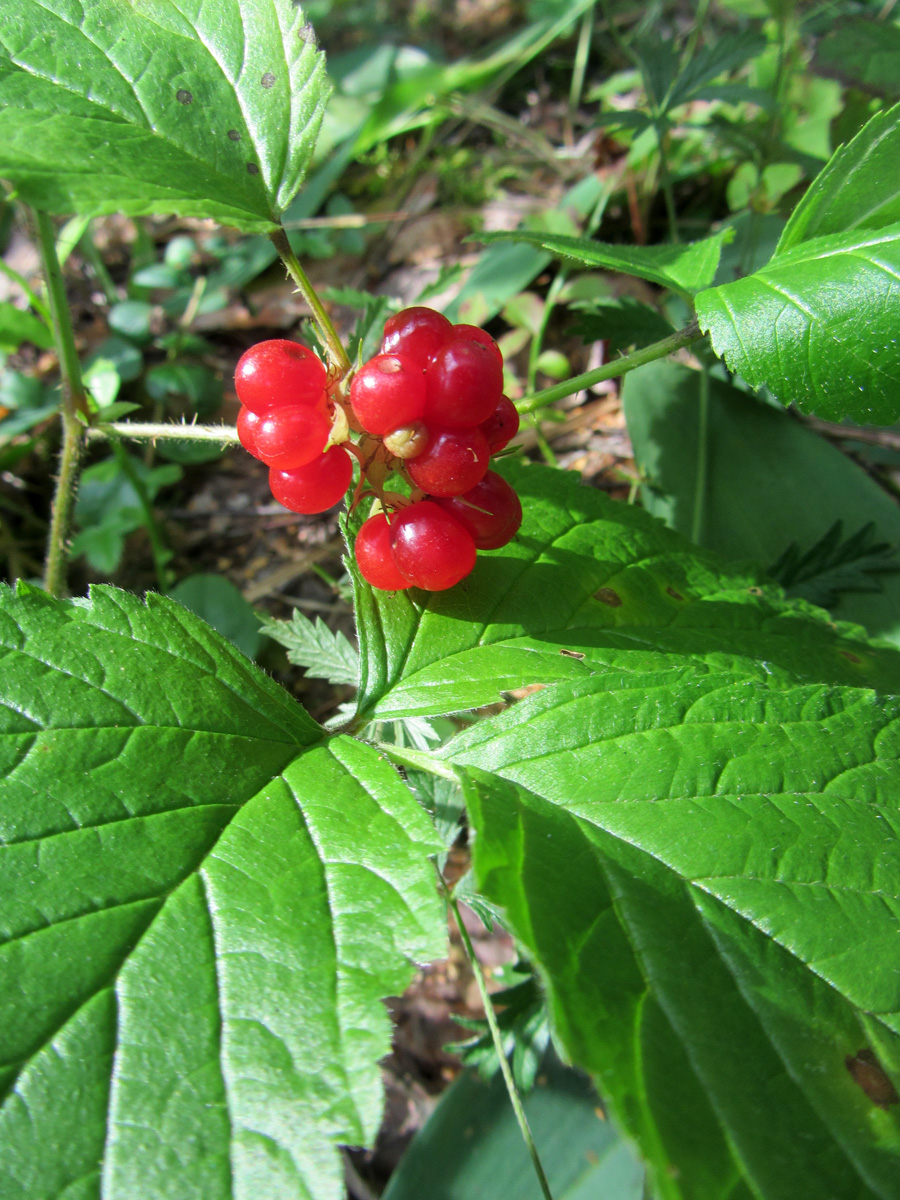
xmin=695 ymin=223 xmax=900 ymax=423
xmin=814 ymin=17 xmax=900 ymax=101
xmin=623 ymin=360 xmax=900 ymax=644
xmin=0 ymin=0 xmax=330 ymax=230
xmin=0 ymin=585 xmax=444 ymax=1200
xmin=777 ymin=102 xmax=900 ymax=251
xmin=451 ymin=668 xmax=900 ymax=1199
xmin=350 ymin=461 xmax=900 ymax=722
xmin=467 ymin=229 xmax=730 ymax=296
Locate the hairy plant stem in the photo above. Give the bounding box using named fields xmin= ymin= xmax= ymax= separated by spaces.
xmin=518 ymin=319 xmax=703 ymax=414
xmin=87 ymin=421 xmax=241 ymax=445
xmin=35 ymin=208 xmax=90 ymax=598
xmin=440 ymin=875 xmax=556 ymax=1200
xmin=269 ymin=225 xmax=351 ymax=375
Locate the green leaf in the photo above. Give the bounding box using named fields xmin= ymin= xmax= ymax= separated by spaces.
xmin=468 ymin=229 xmax=731 ymax=295
xmin=168 ymin=574 xmax=265 ymax=660
xmin=350 ymin=460 xmax=900 ymax=722
xmin=778 ymin=103 xmax=900 ymax=252
xmin=814 ymin=17 xmax=900 ymax=101
xmin=451 ymin=672 xmax=900 ymax=1198
xmin=260 ymin=610 xmax=359 ymax=687
xmin=665 ymin=31 xmax=767 ymax=110
xmin=695 ymin=223 xmax=900 ymax=422
xmin=769 ymin=522 xmax=900 ymax=610
xmin=623 ymin=361 xmax=900 ymax=644
xmin=0 ymin=0 xmax=330 ymax=231
xmin=0 ymin=301 xmax=52 ymax=352
xmin=382 ymin=1051 xmax=643 ymax=1200
xmin=0 ymin=584 xmax=444 ymax=1200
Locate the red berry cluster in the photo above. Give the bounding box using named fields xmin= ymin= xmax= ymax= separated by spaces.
xmin=350 ymin=308 xmax=521 ymax=591
xmin=232 ymin=307 xmax=522 ymax=592
xmin=234 ymin=339 xmax=353 ymax=513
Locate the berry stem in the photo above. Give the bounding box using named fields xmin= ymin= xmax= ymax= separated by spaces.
xmin=87 ymin=421 xmax=241 ymax=445
xmin=517 ymin=318 xmax=703 ymax=414
xmin=269 ymin=225 xmax=352 ymax=376
xmin=35 ymin=207 xmax=90 ymax=598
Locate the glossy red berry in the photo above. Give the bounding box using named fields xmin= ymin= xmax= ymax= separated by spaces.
xmin=435 ymin=471 xmax=522 ymax=549
xmin=480 ymin=395 xmax=520 ymax=452
xmin=425 ymin=339 xmax=503 ymax=429
xmin=451 ymin=323 xmax=503 ymax=365
xmin=254 ymin=403 xmax=332 ymax=469
xmin=235 ymin=339 xmax=328 ymax=415
xmin=236 ymin=406 xmax=263 ymax=459
xmin=381 ymin=307 xmax=453 ymax=366
xmin=269 ymin=446 xmax=353 ymax=514
xmin=390 ymin=501 xmax=477 ymax=591
xmin=349 ymin=353 xmax=427 ymax=435
xmin=355 ymin=513 xmax=412 ymax=591
xmin=406 ymin=425 xmax=490 ymax=497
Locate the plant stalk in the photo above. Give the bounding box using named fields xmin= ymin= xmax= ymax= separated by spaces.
xmin=35 ymin=208 xmax=90 ymax=597
xmin=269 ymin=225 xmax=351 ymax=375
xmin=444 ymin=881 xmax=556 ymax=1200
xmin=518 ymin=319 xmax=703 ymax=414
xmin=87 ymin=421 xmax=241 ymax=445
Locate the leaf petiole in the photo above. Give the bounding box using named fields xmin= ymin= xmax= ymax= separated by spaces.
xmin=518 ymin=318 xmax=703 ymax=413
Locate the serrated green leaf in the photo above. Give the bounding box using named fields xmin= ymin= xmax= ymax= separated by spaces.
xmin=452 ymin=670 xmax=900 ymax=1199
xmin=0 ymin=0 xmax=331 ymax=231
xmin=468 ymin=229 xmax=730 ymax=295
xmin=696 ymin=223 xmax=900 ymax=422
xmin=622 ymin=360 xmax=900 ymax=643
xmin=350 ymin=460 xmax=900 ymax=722
xmin=778 ymin=103 xmax=900 ymax=252
xmin=0 ymin=584 xmax=444 ymax=1200
xmin=261 ymin=610 xmax=359 ymax=687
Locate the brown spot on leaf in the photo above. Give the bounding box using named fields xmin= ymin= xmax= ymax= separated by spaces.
xmin=261 ymin=72 xmax=276 ymax=89
xmin=747 ymin=586 xmax=763 ymax=597
xmin=666 ymin=587 xmax=684 ymax=601
xmin=176 ymin=89 xmax=193 ymax=105
xmin=246 ymin=162 xmax=259 ymax=175
xmin=227 ymin=129 xmax=241 ymax=141
xmin=559 ymin=649 xmax=585 ymax=660
xmin=839 ymin=650 xmax=862 ymax=664
xmin=594 ymin=587 xmax=622 ymax=607
xmin=846 ymin=1049 xmax=899 ymax=1109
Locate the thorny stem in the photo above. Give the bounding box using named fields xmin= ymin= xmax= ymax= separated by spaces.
xmin=440 ymin=874 xmax=556 ymax=1200
xmin=518 ymin=319 xmax=703 ymax=414
xmin=270 ymin=224 xmax=351 ymax=376
xmin=35 ymin=208 xmax=90 ymax=598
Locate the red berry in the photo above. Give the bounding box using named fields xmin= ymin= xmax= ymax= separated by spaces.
xmin=425 ymin=339 xmax=503 ymax=429
xmin=480 ymin=395 xmax=520 ymax=453
xmin=451 ymin=323 xmax=503 ymax=365
xmin=390 ymin=501 xmax=477 ymax=591
xmin=406 ymin=426 xmax=490 ymax=497
xmin=269 ymin=446 xmax=353 ymax=514
xmin=235 ymin=339 xmax=328 ymax=415
xmin=254 ymin=403 xmax=332 ymax=469
xmin=236 ymin=406 xmax=264 ymax=459
xmin=349 ymin=353 xmax=427 ymax=435
xmin=355 ymin=513 xmax=412 ymax=591
xmin=435 ymin=471 xmax=522 ymax=549
xmin=382 ymin=307 xmax=453 ymax=366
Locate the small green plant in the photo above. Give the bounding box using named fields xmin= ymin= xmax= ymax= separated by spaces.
xmin=2 ymin=4 xmax=900 ymax=1200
